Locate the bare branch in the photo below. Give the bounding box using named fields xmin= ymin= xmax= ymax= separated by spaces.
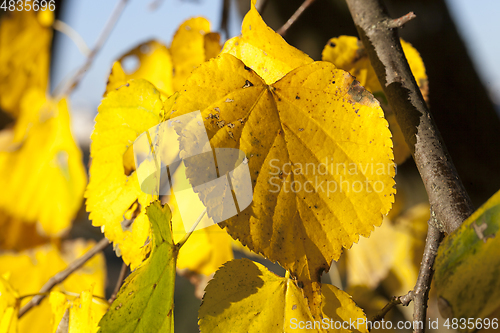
xmin=369 ymin=220 xmax=443 ymax=333
xmin=220 ymin=0 xmax=231 ymax=39
xmin=344 ymin=0 xmax=474 ymax=235
xmin=370 ymin=296 xmax=402 ymax=325
xmin=108 ymin=262 xmax=129 ymax=304
xmin=386 ymin=12 xmax=417 ymax=29
xmin=55 ymin=0 xmax=129 ymax=98
xmin=410 ymin=223 xmax=442 ymax=332
xmin=276 ymin=0 xmax=315 ymax=36
xmin=18 ymin=237 xmax=111 ymax=318
xmin=255 ymin=0 xmax=271 ymax=14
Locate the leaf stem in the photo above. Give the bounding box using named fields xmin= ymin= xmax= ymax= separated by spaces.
xmin=18 ymin=237 xmax=111 ymax=318
xmin=176 ymin=208 xmax=207 ymax=248
xmin=276 ymin=0 xmax=316 ymax=36
xmin=54 ymin=0 xmax=129 ymax=98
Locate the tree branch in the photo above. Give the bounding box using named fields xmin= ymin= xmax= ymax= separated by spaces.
xmin=344 ymin=0 xmax=474 ymax=235
xmin=108 ymin=261 xmax=129 ymax=304
xmin=276 ymin=0 xmax=315 ymax=36
xmin=18 ymin=237 xmax=111 ymax=318
xmin=55 ymin=0 xmax=129 ymax=98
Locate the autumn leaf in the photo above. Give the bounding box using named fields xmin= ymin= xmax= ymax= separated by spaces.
xmin=434 ymin=189 xmax=500 ymax=328
xmin=199 ymin=258 xmax=368 ymax=333
xmin=322 ymin=36 xmax=428 ymax=164
xmin=0 ymin=89 xmax=87 ymax=236
xmin=0 ymin=274 xmax=18 ymax=333
xmin=171 ymin=17 xmax=221 ymax=91
xmin=106 ymin=40 xmax=174 ymax=97
xmin=221 ymin=0 xmax=312 ymax=84
xmin=0 ymin=240 xmax=106 ymax=333
xmin=0 ymin=10 xmax=53 ymax=116
xmin=0 ymin=211 xmax=48 ymax=251
xmin=98 ymin=201 xmax=177 ymax=333
xmin=50 ymin=287 xmax=108 ymax=333
xmin=168 ymin=53 xmax=395 ymax=316
xmin=85 ymin=79 xmax=163 ymax=269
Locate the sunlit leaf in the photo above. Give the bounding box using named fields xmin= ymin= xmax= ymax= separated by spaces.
xmin=435 ymin=189 xmax=500 ymax=327
xmin=50 ymin=288 xmax=108 ymax=333
xmin=170 ymin=17 xmax=221 ymax=91
xmin=98 ymin=201 xmax=177 ymax=333
xmin=199 ymin=258 xmax=368 ymax=333
xmin=0 ymin=240 xmax=106 ymax=333
xmin=106 ymin=40 xmax=174 ymax=97
xmin=322 ymin=36 xmax=428 ymax=164
xmin=0 ymin=274 xmax=18 ymax=333
xmin=86 ymin=79 xmax=163 ymax=269
xmin=0 ymin=89 xmax=87 ymax=236
xmin=221 ymin=0 xmax=312 ymax=84
xmin=0 ymin=10 xmax=53 ymax=116
xmin=168 ymin=53 xmax=395 ymax=315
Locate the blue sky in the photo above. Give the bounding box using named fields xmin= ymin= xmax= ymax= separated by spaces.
xmin=50 ymin=0 xmax=500 ymax=142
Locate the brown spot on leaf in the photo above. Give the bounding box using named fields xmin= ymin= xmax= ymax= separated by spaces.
xmin=347 ymin=80 xmax=379 ymax=106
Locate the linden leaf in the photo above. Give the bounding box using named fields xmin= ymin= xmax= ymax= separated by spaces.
xmin=106 ymin=40 xmax=174 ymax=97
xmin=0 ymin=10 xmax=53 ymax=116
xmin=49 ymin=288 xmax=108 ymax=333
xmin=0 ymin=211 xmax=48 ymax=251
xmin=0 ymin=275 xmax=19 ymax=333
xmin=168 ymin=54 xmax=395 ymax=315
xmin=434 ymin=189 xmax=500 ymax=327
xmin=221 ymin=0 xmax=312 ymax=84
xmin=199 ymin=258 xmax=368 ymax=333
xmin=0 ymin=240 xmax=106 ymax=333
xmin=98 ymin=201 xmax=177 ymax=333
xmin=322 ymin=36 xmax=428 ymax=164
xmin=170 ymin=17 xmax=221 ymax=91
xmin=85 ymin=79 xmax=163 ymax=269
xmin=0 ymin=89 xmax=87 ymax=236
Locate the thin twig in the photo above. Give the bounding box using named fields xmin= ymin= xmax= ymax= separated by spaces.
xmin=369 ymin=220 xmax=443 ymax=333
xmin=409 ymin=223 xmax=442 ymax=332
xmin=370 ymin=296 xmax=402 ymax=325
xmin=255 ymin=0 xmax=270 ymax=14
xmin=18 ymin=237 xmax=111 ymax=318
xmin=55 ymin=0 xmax=129 ymax=98
xmin=220 ymin=0 xmax=231 ymax=39
xmin=53 ymin=20 xmax=90 ymax=56
xmin=386 ymin=12 xmax=417 ymax=29
xmin=276 ymin=0 xmax=316 ymax=36
xmin=108 ymin=262 xmax=129 ymax=304
xmin=176 ymin=208 xmax=207 ymax=248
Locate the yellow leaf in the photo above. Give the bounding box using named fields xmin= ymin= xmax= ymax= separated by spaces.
xmin=170 ymin=17 xmax=220 ymax=91
xmin=199 ymin=258 xmax=368 ymax=333
xmin=0 ymin=90 xmax=87 ymax=236
xmin=0 ymin=210 xmax=48 ymax=251
xmin=50 ymin=288 xmax=108 ymax=333
xmin=0 ymin=275 xmax=19 ymax=333
xmin=322 ymin=36 xmax=428 ymax=164
xmin=85 ymin=79 xmax=163 ymax=269
xmin=168 ymin=54 xmax=395 ymax=315
xmin=0 ymin=10 xmax=53 ymax=116
xmin=222 ymin=0 xmax=312 ymax=84
xmin=0 ymin=240 xmax=106 ymax=333
xmin=105 ymin=40 xmax=174 ymax=97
